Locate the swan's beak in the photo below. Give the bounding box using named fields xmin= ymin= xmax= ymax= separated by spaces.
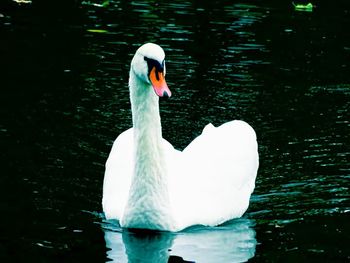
xmin=149 ymin=67 xmax=172 ymax=98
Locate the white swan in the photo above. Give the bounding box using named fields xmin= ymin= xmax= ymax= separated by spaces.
xmin=102 ymin=43 xmax=259 ymax=232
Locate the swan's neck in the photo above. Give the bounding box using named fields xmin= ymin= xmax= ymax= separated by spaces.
xmin=122 ymin=70 xmax=174 ymax=231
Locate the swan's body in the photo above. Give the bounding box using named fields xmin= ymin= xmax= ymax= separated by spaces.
xmin=102 ymin=43 xmax=259 ymax=232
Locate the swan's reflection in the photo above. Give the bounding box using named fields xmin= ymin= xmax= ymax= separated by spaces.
xmin=103 ymin=219 xmax=256 ymax=263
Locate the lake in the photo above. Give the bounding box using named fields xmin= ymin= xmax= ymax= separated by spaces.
xmin=1 ymin=0 xmax=349 ymax=262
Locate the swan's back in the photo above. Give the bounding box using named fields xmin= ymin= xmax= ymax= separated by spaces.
xmin=168 ymin=120 xmax=259 ymax=229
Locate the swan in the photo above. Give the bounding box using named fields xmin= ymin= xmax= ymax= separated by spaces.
xmin=102 ymin=43 xmax=259 ymax=232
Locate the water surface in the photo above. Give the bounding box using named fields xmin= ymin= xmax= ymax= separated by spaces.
xmin=1 ymin=0 xmax=349 ymax=262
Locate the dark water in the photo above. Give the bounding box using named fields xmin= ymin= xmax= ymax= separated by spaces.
xmin=1 ymin=0 xmax=349 ymax=262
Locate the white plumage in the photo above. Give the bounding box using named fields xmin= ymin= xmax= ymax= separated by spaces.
xmin=102 ymin=43 xmax=259 ymax=231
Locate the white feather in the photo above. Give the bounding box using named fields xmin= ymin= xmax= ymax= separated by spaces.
xmin=102 ymin=43 xmax=259 ymax=231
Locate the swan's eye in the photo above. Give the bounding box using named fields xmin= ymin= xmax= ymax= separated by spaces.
xmin=144 ymin=56 xmax=164 ymax=76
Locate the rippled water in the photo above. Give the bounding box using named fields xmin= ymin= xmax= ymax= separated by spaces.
xmin=1 ymin=0 xmax=349 ymax=262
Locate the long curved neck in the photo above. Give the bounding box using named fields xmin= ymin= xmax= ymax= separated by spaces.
xmin=130 ymin=71 xmax=162 ymax=141
xmin=122 ymin=70 xmax=174 ymax=231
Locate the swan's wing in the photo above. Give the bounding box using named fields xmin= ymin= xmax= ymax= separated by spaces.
xmin=172 ymin=120 xmax=259 ymax=228
xmin=183 ymin=120 xmax=258 ymax=189
xmin=102 ymin=128 xmax=134 ymax=220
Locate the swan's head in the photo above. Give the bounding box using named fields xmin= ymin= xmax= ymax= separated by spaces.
xmin=131 ymin=43 xmax=171 ymax=98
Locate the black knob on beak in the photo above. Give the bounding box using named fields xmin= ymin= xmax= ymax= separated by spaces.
xmin=163 ymin=91 xmax=170 ymax=98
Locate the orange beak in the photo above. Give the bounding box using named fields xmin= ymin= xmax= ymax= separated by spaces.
xmin=149 ymin=67 xmax=171 ymax=98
